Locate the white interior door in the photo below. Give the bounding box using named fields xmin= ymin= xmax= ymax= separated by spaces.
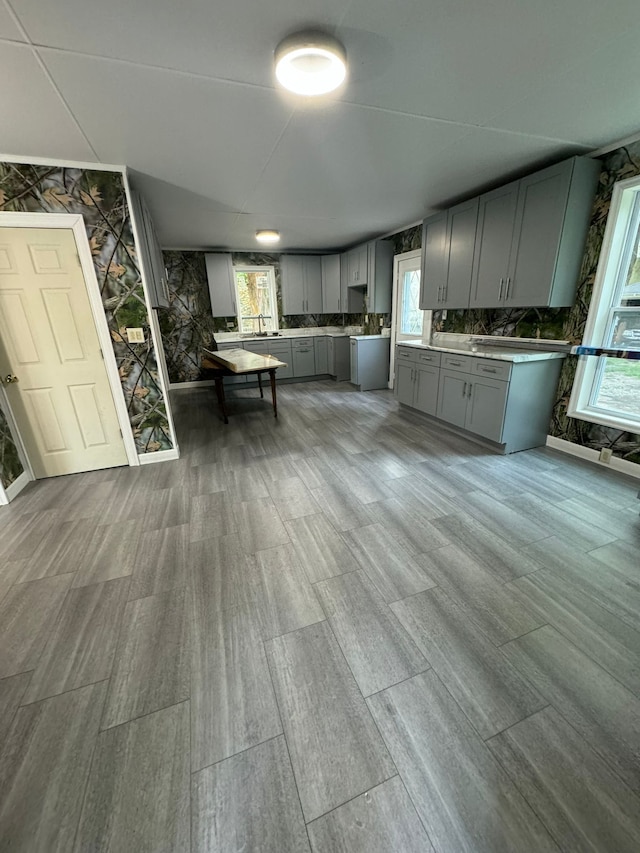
xmin=389 ymin=250 xmax=431 ymax=387
xmin=0 ymin=227 xmax=128 ymax=478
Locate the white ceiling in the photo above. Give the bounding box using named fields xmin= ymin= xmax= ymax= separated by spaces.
xmin=1 ymin=0 xmax=639 ymax=251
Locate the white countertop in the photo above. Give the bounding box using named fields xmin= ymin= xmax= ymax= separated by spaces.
xmin=398 ymin=333 xmax=568 ymax=362
xmin=216 ymin=325 xmax=362 ymax=344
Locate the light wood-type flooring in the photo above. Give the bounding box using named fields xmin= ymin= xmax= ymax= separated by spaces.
xmin=1 ymin=379 xmax=639 ymax=852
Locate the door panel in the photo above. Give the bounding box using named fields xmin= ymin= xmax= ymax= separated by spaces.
xmin=0 ymin=227 xmax=128 ymax=478
xmin=395 ymin=362 xmax=415 ymax=406
xmin=470 ymin=182 xmax=518 ymax=308
xmin=466 ymin=377 xmax=508 ymax=442
xmin=436 ymin=369 xmax=468 ymax=428
xmin=444 ymin=198 xmax=478 ymax=308
xmin=414 ymin=364 xmax=439 ymax=416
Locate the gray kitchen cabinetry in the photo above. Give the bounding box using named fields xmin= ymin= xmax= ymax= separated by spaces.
xmin=420 ymin=202 xmax=478 ymax=310
xmin=205 ymin=253 xmax=236 ymax=317
xmin=350 ymin=336 xmax=390 ymax=391
xmin=340 ymin=254 xmax=365 ymax=313
xmin=396 ymin=345 xmax=563 ymax=452
xmin=471 ymin=156 xmax=601 ymax=308
xmin=346 ymin=245 xmax=369 ymax=286
xmin=129 ymin=189 xmax=170 ymax=308
xmin=291 ymin=338 xmax=316 ymax=377
xmin=419 ymin=211 xmax=447 ymax=310
xmin=321 ymin=254 xmax=341 ymax=313
xmin=241 ymin=338 xmax=293 ymax=379
xmin=314 ymin=336 xmax=328 ymax=374
xmin=394 ymin=346 xmax=441 ymax=415
xmin=366 ymin=240 xmax=394 ymax=313
xmin=281 ymin=255 xmax=323 ymax=315
xmin=327 ymin=335 xmax=350 ymax=381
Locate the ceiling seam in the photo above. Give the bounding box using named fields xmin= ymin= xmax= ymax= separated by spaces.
xmin=2 ymin=1 xmax=100 ymax=160
xmin=236 ymin=110 xmax=296 ymax=216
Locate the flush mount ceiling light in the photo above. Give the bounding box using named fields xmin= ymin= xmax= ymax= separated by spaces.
xmin=255 ymin=230 xmax=280 ymax=244
xmin=275 ymin=31 xmax=347 ymax=96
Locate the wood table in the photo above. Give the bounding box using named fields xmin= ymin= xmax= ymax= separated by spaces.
xmin=202 ymin=347 xmax=287 ymax=424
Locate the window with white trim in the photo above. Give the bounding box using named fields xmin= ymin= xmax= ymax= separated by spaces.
xmin=568 ymin=175 xmax=640 ymax=432
xmin=233 ymin=265 xmax=279 ymax=335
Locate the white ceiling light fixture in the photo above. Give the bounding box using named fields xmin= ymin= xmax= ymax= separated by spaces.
xmin=275 ymin=31 xmax=347 ymax=96
xmin=255 ymin=229 xmax=280 ymax=244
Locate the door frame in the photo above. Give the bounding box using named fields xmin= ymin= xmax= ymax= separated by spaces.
xmin=0 ymin=212 xmax=139 ymax=492
xmin=389 ymin=249 xmax=426 ymax=388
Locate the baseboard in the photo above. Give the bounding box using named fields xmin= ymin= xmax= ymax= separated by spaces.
xmin=2 ymin=470 xmax=32 ymax=504
xmin=138 ymin=448 xmax=181 ymax=465
xmin=546 ymin=435 xmax=640 ymax=481
xmin=168 ymin=379 xmax=216 ymax=389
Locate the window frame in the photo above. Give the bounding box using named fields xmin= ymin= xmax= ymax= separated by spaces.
xmin=232 ymin=264 xmax=279 ymax=334
xmin=568 ymin=173 xmax=640 ymax=433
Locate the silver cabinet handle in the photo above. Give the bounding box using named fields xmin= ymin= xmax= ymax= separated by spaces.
xmin=483 ymin=367 xmax=497 ymax=374
xmin=462 ymin=381 xmax=467 ymax=396
xmin=449 ymin=360 xmax=461 ymax=366
xmin=467 ymin=383 xmax=473 ymax=397
xmin=505 ymin=277 xmax=511 ymax=300
xmin=498 ymin=277 xmax=504 ymax=300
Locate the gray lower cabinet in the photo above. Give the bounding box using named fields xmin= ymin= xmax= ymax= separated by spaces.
xmin=291 ymin=340 xmax=316 ymax=377
xmin=314 ymin=336 xmax=328 ymax=374
xmin=350 ymin=337 xmax=390 ymax=391
xmin=437 ymin=369 xmax=508 ymax=442
xmin=205 ymin=253 xmax=236 ymax=317
xmin=241 ymin=339 xmax=294 ymax=379
xmin=395 ymin=345 xmax=563 ymax=453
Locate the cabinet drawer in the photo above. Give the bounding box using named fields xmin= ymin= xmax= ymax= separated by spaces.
xmin=441 ymin=354 xmax=473 ymax=373
xmin=415 ymin=350 xmax=441 ymax=367
xmin=396 ymin=346 xmax=417 ymax=363
xmin=472 ymin=359 xmax=512 ymax=380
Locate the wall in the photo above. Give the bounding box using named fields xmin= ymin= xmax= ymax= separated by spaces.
xmin=0 ymin=162 xmax=173 ymax=488
xmin=159 ymin=250 xmax=364 ymax=384
xmin=389 ymin=143 xmax=640 ymax=464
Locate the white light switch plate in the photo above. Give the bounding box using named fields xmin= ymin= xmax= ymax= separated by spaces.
xmin=126 ymin=327 xmax=145 ymax=343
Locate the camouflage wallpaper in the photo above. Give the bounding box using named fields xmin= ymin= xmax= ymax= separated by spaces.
xmin=160 ymin=249 xmax=363 ymax=383
xmin=0 ymin=403 xmax=23 ymax=488
xmin=0 ymin=162 xmax=173 ymax=478
xmin=390 ymin=144 xmax=640 ymax=464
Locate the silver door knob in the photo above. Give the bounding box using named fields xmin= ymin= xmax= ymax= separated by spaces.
xmin=4 ymin=374 xmax=19 ymax=384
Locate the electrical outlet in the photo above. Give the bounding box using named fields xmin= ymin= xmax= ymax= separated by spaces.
xmin=126 ymin=327 xmax=145 ymax=344
xmin=441 ymin=309 xmax=448 ymax=319
xmin=599 ymin=447 xmax=613 ymax=463
xmin=226 ymin=321 xmax=234 ymax=328
xmin=379 ymin=317 xmax=384 ymax=327
xmin=364 ymin=314 xmax=369 ymax=323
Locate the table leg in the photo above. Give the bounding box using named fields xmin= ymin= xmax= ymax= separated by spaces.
xmin=269 ymin=369 xmax=278 ymax=418
xmin=214 ymin=375 xmax=229 ymax=424
xmin=257 ymin=371 xmax=264 ymax=399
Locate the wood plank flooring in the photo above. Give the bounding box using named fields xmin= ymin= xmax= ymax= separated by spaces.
xmin=0 ymin=379 xmax=639 ymax=851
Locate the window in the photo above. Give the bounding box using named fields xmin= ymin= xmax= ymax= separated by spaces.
xmin=233 ymin=265 xmax=278 ymax=334
xmin=568 ymin=175 xmax=640 ymax=432
xmin=400 ymin=268 xmax=424 ymax=336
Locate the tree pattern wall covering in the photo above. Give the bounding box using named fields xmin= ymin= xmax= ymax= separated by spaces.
xmin=0 ymin=162 xmax=173 ymax=488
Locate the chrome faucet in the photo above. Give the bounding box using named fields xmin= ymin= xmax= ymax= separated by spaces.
xmin=257 ymin=313 xmax=265 ymax=335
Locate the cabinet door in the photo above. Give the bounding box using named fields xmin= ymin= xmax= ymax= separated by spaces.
xmin=506 ymin=162 xmax=572 ymax=308
xmin=354 ymin=245 xmax=369 ymax=285
xmin=470 ymin=182 xmax=518 ymax=308
xmin=280 ymin=256 xmax=305 ymax=314
xmin=465 ymin=376 xmax=508 ymax=442
xmin=350 ymin=339 xmax=358 ymax=384
xmin=414 ymin=364 xmax=439 ymax=416
xmin=205 ymin=253 xmax=236 ymax=317
xmin=395 ymin=361 xmax=415 ymax=405
xmin=304 ymin=256 xmax=323 ymax=314
xmin=314 ymin=336 xmax=328 ymax=373
xmin=292 ymin=343 xmax=316 ymax=377
xmin=367 ymin=241 xmax=393 ymax=314
xmin=436 ymin=369 xmax=469 ymax=428
xmin=327 ymin=336 xmax=335 ymax=373
xmin=443 ymin=198 xmax=478 ymax=309
xmin=419 ymin=212 xmax=447 ymax=309
xmin=321 ymin=254 xmax=341 ymax=313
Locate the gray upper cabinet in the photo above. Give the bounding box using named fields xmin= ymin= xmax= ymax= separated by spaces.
xmin=205 ymin=253 xmax=236 ymax=317
xmin=419 ymin=211 xmax=447 ymax=309
xmin=505 ymin=158 xmax=600 ymax=308
xmin=321 ymin=254 xmax=341 ymax=313
xmin=366 ymin=240 xmax=394 ymax=313
xmin=346 ymin=245 xmax=369 ymax=286
xmin=471 ymin=156 xmax=601 ymax=309
xmin=469 ymin=181 xmax=519 ymax=308
xmin=340 ymin=254 xmax=365 ymax=313
xmin=443 ymin=198 xmax=479 ymax=309
xmin=281 ymin=255 xmax=322 ymax=315
xmin=129 ymin=188 xmax=170 ymax=308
